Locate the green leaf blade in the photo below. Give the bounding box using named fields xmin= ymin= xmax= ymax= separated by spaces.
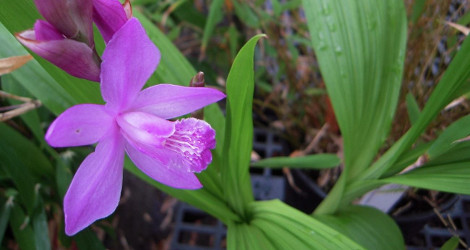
xmin=222 ymin=34 xmax=266 ymax=217
xmin=252 ymin=154 xmax=340 ymax=169
xmin=251 ymin=200 xmax=365 ymax=249
xmin=302 ymin=0 xmax=407 ymax=180
xmin=315 ymin=205 xmax=405 ymax=250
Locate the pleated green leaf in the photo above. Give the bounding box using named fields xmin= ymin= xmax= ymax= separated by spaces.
xmin=302 ymin=0 xmax=407 ymax=180
xmin=386 ymin=141 xmax=470 ymax=194
xmin=73 ymin=228 xmax=106 ymax=250
xmin=252 ymin=154 xmax=340 ymax=169
xmin=427 ymin=114 xmax=470 ymax=158
xmin=0 ymin=123 xmax=53 ymax=178
xmin=32 ymin=199 xmax=51 ymax=250
xmin=405 ymin=93 xmax=421 ymax=125
xmin=384 ymin=141 xmax=431 ymax=177
xmin=441 ymin=236 xmax=460 ymax=250
xmin=384 ymin=133 xmax=470 ymax=195
xmin=0 ymin=198 xmax=13 ymax=245
xmin=227 ymin=223 xmax=276 ymax=250
xmin=384 ymin=161 xmax=470 ymax=195
xmin=363 ymin=34 xmax=470 ymax=181
xmin=315 ymin=205 xmax=405 ymax=250
xmin=239 ymin=224 xmax=277 ymax=250
xmin=251 ymin=200 xmax=364 ymax=249
xmin=2 ymin=75 xmax=57 ymax=157
xmin=9 ymin=205 xmax=35 ymax=250
xmin=222 ymin=34 xmax=265 ymax=217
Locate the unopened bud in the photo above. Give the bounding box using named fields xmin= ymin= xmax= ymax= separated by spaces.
xmin=190 ymin=72 xmax=205 ymax=119
xmin=190 ymin=72 xmax=205 ymax=88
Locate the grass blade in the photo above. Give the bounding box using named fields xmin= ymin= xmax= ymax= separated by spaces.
xmin=252 ymin=154 xmax=340 ymax=169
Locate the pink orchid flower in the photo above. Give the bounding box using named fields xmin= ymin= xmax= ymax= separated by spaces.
xmin=16 ymin=0 xmax=101 ymax=81
xmin=45 ymin=18 xmax=226 ymax=235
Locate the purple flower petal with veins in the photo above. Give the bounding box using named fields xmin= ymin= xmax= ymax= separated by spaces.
xmin=45 ymin=18 xmax=226 ymax=236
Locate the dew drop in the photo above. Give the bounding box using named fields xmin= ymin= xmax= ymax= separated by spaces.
xmin=327 ymin=16 xmax=337 ymax=32
xmin=321 ymin=1 xmax=331 ymax=15
xmin=335 ymin=46 xmax=343 ymax=55
xmin=318 ymin=42 xmax=328 ymax=51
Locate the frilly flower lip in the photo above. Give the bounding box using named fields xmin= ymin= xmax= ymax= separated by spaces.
xmin=16 ymin=20 xmax=101 ymax=82
xmin=45 ymin=18 xmax=226 ymax=236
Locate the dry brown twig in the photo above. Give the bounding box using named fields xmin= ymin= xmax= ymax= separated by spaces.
xmin=283 ymin=123 xmax=330 ymax=193
xmin=445 ymin=21 xmax=470 ymax=36
xmin=0 ymin=91 xmax=42 ymax=122
xmin=0 ymin=55 xmax=42 ymax=121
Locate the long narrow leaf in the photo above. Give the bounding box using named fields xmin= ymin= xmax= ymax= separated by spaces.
xmin=405 ymin=93 xmax=421 ymax=125
xmin=222 ymin=34 xmax=265 ymax=217
xmin=427 ymin=114 xmax=470 ymax=158
xmin=441 ymin=236 xmax=460 ymax=250
xmin=32 ymin=200 xmax=51 ymax=250
xmin=9 ymin=205 xmax=36 ymax=250
xmin=363 ymin=34 xmax=470 ymax=181
xmin=201 ymin=0 xmax=224 ymax=54
xmin=252 ymin=154 xmax=340 ymax=169
xmin=383 ymin=161 xmax=470 ymax=195
xmin=74 ymin=228 xmax=106 ymax=250
xmin=0 ymin=123 xmax=53 ymax=178
xmin=0 ymin=197 xmax=13 ymax=245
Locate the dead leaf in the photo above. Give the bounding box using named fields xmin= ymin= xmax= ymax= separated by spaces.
xmin=445 ymin=21 xmax=469 ymax=36
xmin=0 ymin=55 xmax=33 ymax=75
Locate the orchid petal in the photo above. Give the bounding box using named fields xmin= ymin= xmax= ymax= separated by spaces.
xmin=117 ymin=112 xmax=176 ymax=163
xmin=34 ymin=20 xmax=63 ymax=41
xmin=130 ymin=84 xmax=226 ymax=119
xmin=101 ymin=18 xmax=160 ymax=111
xmin=45 ymin=104 xmax=113 ymax=147
xmin=125 ymin=142 xmax=202 ymax=189
xmin=92 ymin=0 xmax=129 ymax=43
xmin=117 ymin=111 xmax=174 ymax=148
xmin=16 ymin=30 xmax=100 ymax=82
xmin=64 ymin=129 xmax=124 ymax=235
xmin=34 ymin=0 xmax=93 ymax=45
